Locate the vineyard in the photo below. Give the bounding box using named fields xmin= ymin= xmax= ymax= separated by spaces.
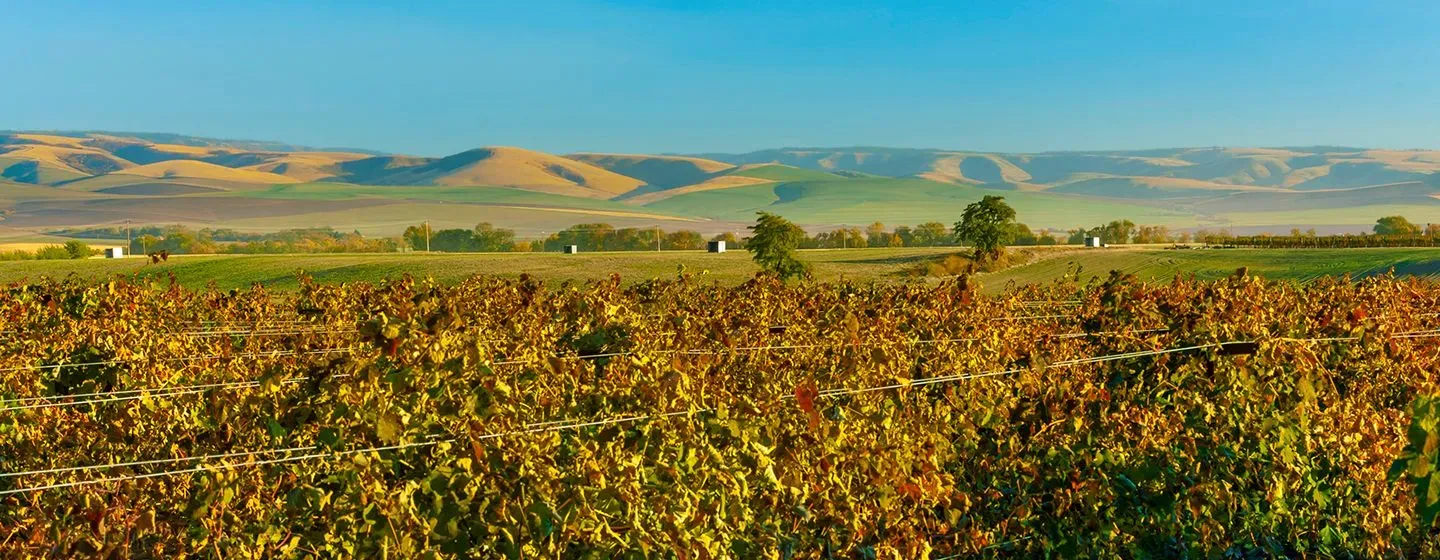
xmin=2 ymin=270 xmax=1440 ymax=557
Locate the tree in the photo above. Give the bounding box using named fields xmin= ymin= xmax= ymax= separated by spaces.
xmin=1133 ymin=225 xmax=1171 ymax=244
xmin=664 ymin=230 xmax=705 ymax=250
xmin=1375 ymin=215 xmax=1421 ymax=235
xmin=913 ymin=222 xmax=949 ymax=247
xmin=809 ymin=228 xmax=867 ymax=249
xmin=430 ymin=229 xmax=476 ymax=252
xmin=893 ymin=226 xmax=914 ymax=247
xmin=1102 ymin=219 xmax=1136 ymax=245
xmin=711 ymin=232 xmax=743 ymax=249
xmin=865 ymin=222 xmax=894 ymax=247
xmin=62 ymin=240 xmax=92 ymax=259
xmin=1011 ymin=223 xmax=1038 ymax=246
xmin=746 ymin=212 xmax=809 ymax=280
xmin=953 ymin=195 xmax=1017 ymax=262
xmin=403 ymin=224 xmax=432 ymax=251
xmin=473 ymin=222 xmax=516 ymax=252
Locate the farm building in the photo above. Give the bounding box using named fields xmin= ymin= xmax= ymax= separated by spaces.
xmin=104 ymin=247 xmax=125 ymax=258
xmin=563 ymin=245 xmax=580 ymax=254
xmin=707 ymin=240 xmax=726 ymax=253
xmin=1084 ymin=236 xmax=1103 ymax=248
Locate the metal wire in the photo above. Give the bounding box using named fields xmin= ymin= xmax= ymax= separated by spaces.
xmin=0 ymin=346 xmax=357 ymax=375
xmin=1 ymin=332 xmax=1428 ymax=496
xmin=0 ymin=410 xmax=705 ymax=496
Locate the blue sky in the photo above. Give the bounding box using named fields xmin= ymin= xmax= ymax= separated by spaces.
xmin=3 ymin=0 xmax=1438 ymax=155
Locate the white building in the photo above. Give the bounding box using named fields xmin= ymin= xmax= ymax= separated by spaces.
xmin=104 ymin=247 xmax=125 ymax=258
xmin=707 ymin=240 xmax=726 ymax=253
xmin=1084 ymin=236 xmax=1103 ymax=248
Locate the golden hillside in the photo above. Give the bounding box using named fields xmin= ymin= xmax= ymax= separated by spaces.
xmin=115 ymin=160 xmax=296 ymax=184
xmin=567 ymin=153 xmax=735 ymax=190
xmin=240 ymin=152 xmax=372 ymax=182
xmin=622 ymin=174 xmax=775 ymax=205
xmin=354 ymin=147 xmax=645 ymax=196
xmin=0 ymin=144 xmax=134 ymax=175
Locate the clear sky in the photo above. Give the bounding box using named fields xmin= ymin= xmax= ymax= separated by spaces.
xmin=4 ymin=0 xmax=1438 ymax=155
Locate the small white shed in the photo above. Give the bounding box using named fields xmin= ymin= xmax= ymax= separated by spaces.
xmin=1084 ymin=236 xmax=1103 ymax=248
xmin=563 ymin=245 xmax=580 ymax=254
xmin=707 ymin=240 xmax=726 ymax=253
xmin=104 ymin=247 xmax=125 ymax=258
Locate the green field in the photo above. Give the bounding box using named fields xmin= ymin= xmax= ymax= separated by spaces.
xmin=983 ymin=246 xmax=1440 ymax=289
xmin=239 ymin=183 xmax=686 ymax=215
xmin=645 ymin=178 xmax=1194 ymax=228
xmin=0 ymin=248 xmax=959 ymax=290
xmin=6 ymin=246 xmax=1440 ymax=293
xmin=729 ymin=164 xmax=842 ymax=182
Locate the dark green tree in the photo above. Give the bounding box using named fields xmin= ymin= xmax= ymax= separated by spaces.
xmin=402 ymin=223 xmax=432 ymax=251
xmin=62 ymin=240 xmax=92 ymax=259
xmin=430 ymin=229 xmax=477 ymax=252
xmin=746 ymin=212 xmax=810 ymax=280
xmin=1375 ymin=215 xmax=1421 ymax=235
xmin=953 ymin=195 xmax=1017 ymax=262
xmin=1102 ymin=219 xmax=1136 ymax=245
xmin=912 ymin=222 xmax=949 ymax=246
xmin=472 ymin=222 xmax=516 ymax=252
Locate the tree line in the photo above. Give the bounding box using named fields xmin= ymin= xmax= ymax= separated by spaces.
xmin=1201 ymin=216 xmax=1440 ymax=248
xmin=47 ymin=226 xmax=400 ymax=255
xmin=49 ymin=212 xmax=1433 ymax=259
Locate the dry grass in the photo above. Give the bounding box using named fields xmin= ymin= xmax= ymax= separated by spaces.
xmin=425 ymin=147 xmax=644 ymax=195
xmin=147 ymin=143 xmax=216 ymax=156
xmin=0 ymin=144 xmax=134 ymax=175
xmin=1356 ymin=150 xmax=1440 ymax=172
xmin=214 ymin=201 xmax=719 ymax=236
xmin=622 ymin=175 xmax=775 ymax=205
xmin=566 ymin=153 xmax=734 ymax=174
xmin=918 ymin=154 xmax=1031 ymax=184
xmin=11 ymin=134 xmax=89 ymax=148
xmin=1128 ymin=176 xmax=1285 ymax=191
xmin=1281 ymin=165 xmax=1332 ymax=187
xmin=242 ymin=152 xmax=372 ymax=182
xmin=917 ymin=155 xmax=966 ymax=183
xmin=115 ymin=160 xmax=295 ymax=184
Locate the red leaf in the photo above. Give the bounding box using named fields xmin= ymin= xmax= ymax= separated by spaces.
xmin=795 ymin=380 xmax=818 ymax=414
xmin=794 ymin=379 xmax=821 ymax=430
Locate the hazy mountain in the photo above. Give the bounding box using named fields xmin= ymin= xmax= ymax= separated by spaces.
xmin=0 ymin=131 xmax=1435 ymax=235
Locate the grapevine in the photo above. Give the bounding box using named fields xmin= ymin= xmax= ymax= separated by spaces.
xmin=0 ymin=270 xmax=1439 ymax=557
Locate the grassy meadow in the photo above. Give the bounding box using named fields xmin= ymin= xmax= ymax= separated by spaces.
xmin=4 ymin=246 xmax=1440 ymax=294
xmin=644 ymin=178 xmax=1196 ymax=227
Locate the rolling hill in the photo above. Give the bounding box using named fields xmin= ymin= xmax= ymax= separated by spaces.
xmin=0 ymin=130 xmax=1436 ymax=236
xmin=334 ymin=147 xmax=645 ymax=198
xmin=695 ymin=146 xmax=1440 ymax=192
xmin=566 ymin=153 xmax=734 ymax=190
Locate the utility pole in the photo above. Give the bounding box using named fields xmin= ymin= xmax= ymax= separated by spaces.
xmin=655 ymin=225 xmax=661 ymax=252
xmin=125 ymin=220 xmax=131 ymax=255
xmin=424 ymin=220 xmax=431 ymax=253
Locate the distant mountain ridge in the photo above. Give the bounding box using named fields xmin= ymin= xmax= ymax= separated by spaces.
xmin=1 ymin=130 xmax=1436 ymax=235
xmin=691 ymin=146 xmax=1440 ymax=193
xmin=0 ymin=130 xmax=386 ymax=155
